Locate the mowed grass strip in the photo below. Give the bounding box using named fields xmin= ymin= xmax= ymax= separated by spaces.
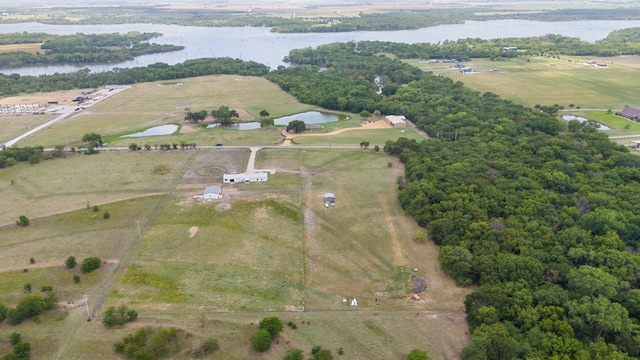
xmin=112 ymin=196 xmax=304 ymax=310
xmin=0 ymin=114 xmax=55 ymax=144
xmin=0 ymin=43 xmax=42 ymax=54
xmin=19 ymin=75 xmax=315 ymax=147
xmin=406 ymin=56 xmax=640 ymax=110
xmin=0 ymin=151 xmax=191 ymax=225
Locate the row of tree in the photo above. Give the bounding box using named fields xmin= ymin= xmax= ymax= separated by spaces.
xmin=0 ymin=57 xmax=269 ymax=96
xmin=0 ymin=32 xmax=183 ymax=68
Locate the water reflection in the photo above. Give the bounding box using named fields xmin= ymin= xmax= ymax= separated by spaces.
xmin=121 ymin=124 xmax=178 ymax=137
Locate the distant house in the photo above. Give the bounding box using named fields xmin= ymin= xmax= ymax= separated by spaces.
xmin=324 ymin=193 xmax=335 ymax=207
xmin=632 ymin=141 xmax=640 ymax=150
xmin=462 ymin=67 xmax=475 ymax=73
xmin=223 ymin=172 xmax=268 ymax=183
xmin=385 ymin=115 xmax=407 ymax=128
xmin=503 ymin=46 xmax=518 ymax=51
xmin=619 ymin=106 xmax=640 ymax=122
xmin=203 ymin=185 xmax=222 ymax=200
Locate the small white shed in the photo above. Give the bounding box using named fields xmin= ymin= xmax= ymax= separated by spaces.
xmin=223 ymin=172 xmax=268 ymax=184
xmin=324 ymin=193 xmax=335 ymax=207
xmin=204 ymin=185 xmax=222 ymax=200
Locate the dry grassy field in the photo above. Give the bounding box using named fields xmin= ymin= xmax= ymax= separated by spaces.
xmin=0 ymin=147 xmax=469 ymax=360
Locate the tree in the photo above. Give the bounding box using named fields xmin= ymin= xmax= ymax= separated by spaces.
xmin=80 ymin=257 xmax=101 ymax=273
xmin=82 ymin=132 xmax=103 ymax=148
xmin=9 ymin=332 xmax=21 ymax=346
xmin=259 ymin=109 xmax=270 ymax=118
xmin=250 ymin=329 xmax=272 ymax=352
xmin=259 ymin=317 xmax=283 ymax=337
xmin=360 ymin=109 xmax=372 ymax=118
xmin=0 ymin=303 xmax=7 ymax=323
xmin=128 ymin=143 xmax=139 ymax=151
xmin=16 ymin=216 xmax=29 ymax=227
xmin=260 ymin=118 xmax=274 ymax=128
xmin=286 ymin=119 xmax=306 ymax=133
xmin=407 ymin=349 xmax=431 ymax=360
xmin=567 ymin=265 xmax=618 ymax=299
xmin=360 ymin=141 xmax=370 ymax=148
xmin=12 ymin=342 xmax=30 ymax=359
xmin=102 ymin=304 xmax=138 ymax=327
xmin=566 ymin=295 xmax=631 ymax=342
xmin=283 ymin=348 xmax=304 ymax=360
xmin=184 ymin=109 xmax=207 ymax=123
xmin=211 ymin=105 xmax=239 ymax=126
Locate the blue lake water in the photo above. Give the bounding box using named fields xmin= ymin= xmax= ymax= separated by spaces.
xmin=206 ymin=122 xmax=261 ymax=130
xmin=273 ymin=111 xmax=345 ymax=125
xmin=562 ymin=115 xmax=610 ymax=131
xmin=2 ymin=20 xmax=640 ymax=75
xmin=121 ymin=124 xmax=178 ymax=137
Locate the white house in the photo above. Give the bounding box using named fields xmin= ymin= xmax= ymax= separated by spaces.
xmin=385 ymin=115 xmax=407 ymax=128
xmin=203 ymin=185 xmax=222 ymax=200
xmin=223 ymin=172 xmax=268 ymax=183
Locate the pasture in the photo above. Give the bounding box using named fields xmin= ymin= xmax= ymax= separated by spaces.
xmin=0 ymin=113 xmax=54 ymax=144
xmin=0 ymin=43 xmax=42 ymax=54
xmin=407 ymin=56 xmax=640 ymax=110
xmin=0 ymin=147 xmax=470 ymax=360
xmin=16 ymin=75 xmax=316 ymax=148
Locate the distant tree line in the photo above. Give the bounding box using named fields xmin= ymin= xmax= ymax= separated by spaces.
xmin=0 ymin=57 xmax=269 ymax=96
xmin=0 ymin=32 xmax=183 ymax=68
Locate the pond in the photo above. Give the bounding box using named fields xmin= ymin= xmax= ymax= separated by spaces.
xmin=273 ymin=111 xmax=346 ymax=126
xmin=561 ymin=115 xmax=611 ymax=131
xmin=206 ymin=122 xmax=261 ymax=130
xmin=121 ymin=124 xmax=179 ymax=137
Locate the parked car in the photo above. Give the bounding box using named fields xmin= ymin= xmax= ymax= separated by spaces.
xmin=215 ymin=143 xmax=223 ymax=146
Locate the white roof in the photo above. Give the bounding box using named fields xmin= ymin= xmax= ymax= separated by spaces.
xmin=324 ymin=193 xmax=335 ymax=199
xmin=204 ymin=185 xmax=221 ymax=194
xmin=385 ymin=115 xmax=406 ymax=125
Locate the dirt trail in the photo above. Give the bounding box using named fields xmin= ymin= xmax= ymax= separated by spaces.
xmin=281 ymin=120 xmax=391 ymax=146
xmin=377 ymin=194 xmax=407 ymax=266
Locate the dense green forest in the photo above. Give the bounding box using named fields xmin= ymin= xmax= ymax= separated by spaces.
xmin=267 ymin=42 xmax=640 ymax=359
xmin=0 ymin=32 xmax=183 ymax=68
xmin=0 ymin=58 xmax=268 ymax=95
xmin=3 ymin=7 xmax=640 ymax=33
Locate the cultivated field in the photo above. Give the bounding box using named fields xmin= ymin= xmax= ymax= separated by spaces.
xmin=0 ymin=147 xmax=470 ymax=360
xmin=407 ymin=56 xmax=640 ymax=110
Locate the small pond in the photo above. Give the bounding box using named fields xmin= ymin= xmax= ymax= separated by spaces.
xmin=561 ymin=115 xmax=610 ymax=131
xmin=273 ymin=111 xmax=346 ymax=126
xmin=206 ymin=122 xmax=261 ymax=130
xmin=121 ymin=124 xmax=179 ymax=137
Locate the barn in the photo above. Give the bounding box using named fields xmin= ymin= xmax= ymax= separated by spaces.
xmin=203 ymin=185 xmax=222 ymax=200
xmin=223 ymin=172 xmax=268 ymax=183
xmin=385 ymin=115 xmax=407 ymax=128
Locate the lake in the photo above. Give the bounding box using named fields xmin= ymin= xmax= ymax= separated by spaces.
xmin=2 ymin=19 xmax=640 ymax=76
xmin=121 ymin=124 xmax=179 ymax=137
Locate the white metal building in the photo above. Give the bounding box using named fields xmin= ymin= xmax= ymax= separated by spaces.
xmin=223 ymin=172 xmax=268 ymax=183
xmin=385 ymin=115 xmax=407 ymax=128
xmin=204 ymin=185 xmax=222 ymax=200
xmin=324 ymin=193 xmax=335 ymax=207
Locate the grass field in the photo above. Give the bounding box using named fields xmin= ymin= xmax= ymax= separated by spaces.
xmin=0 ymin=43 xmax=42 ymax=54
xmin=0 ymin=113 xmax=54 ymax=144
xmin=17 ymin=75 xmax=316 ymax=148
xmin=407 ymin=56 xmax=640 ymax=110
xmin=0 ymin=147 xmax=469 ymax=360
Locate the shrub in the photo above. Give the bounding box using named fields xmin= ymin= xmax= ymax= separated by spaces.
xmin=41 ymin=286 xmax=53 ymax=292
xmin=65 ymin=256 xmax=77 ymax=269
xmin=314 ymin=349 xmax=334 ymax=360
xmin=202 ymin=338 xmax=219 ymax=354
xmin=23 ymin=284 xmax=31 ymax=292
xmin=103 ymin=212 xmax=110 ymax=219
xmin=412 ymin=231 xmax=429 ymax=243
xmin=92 ymin=205 xmax=99 ymax=212
xmin=73 ymin=275 xmax=80 ymax=283
xmin=12 ymin=342 xmax=31 ymax=359
xmin=259 ymin=316 xmax=283 ymax=337
xmin=29 ymin=258 xmax=35 ymax=264
xmin=16 ymin=216 xmax=29 ymax=227
xmin=407 ymin=349 xmax=431 ymax=360
xmin=250 ymin=329 xmax=272 ymax=352
xmin=283 ymin=348 xmax=304 ymax=360
xmin=80 ymin=257 xmax=101 ymax=273
xmin=0 ymin=303 xmax=7 ymax=322
xmin=9 ymin=332 xmax=21 ymax=345
xmin=103 ymin=305 xmax=138 ymax=328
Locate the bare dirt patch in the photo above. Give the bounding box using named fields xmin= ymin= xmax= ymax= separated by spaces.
xmin=216 ymin=203 xmax=231 ymax=211
xmin=189 ymin=226 xmax=199 ymax=238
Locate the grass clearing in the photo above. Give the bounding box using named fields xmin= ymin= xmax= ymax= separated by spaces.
xmin=19 ymin=75 xmax=315 ymax=147
xmin=407 ymin=56 xmax=640 ymax=110
xmin=0 ymin=150 xmax=191 ymax=225
xmin=0 ymin=43 xmax=42 ymax=54
xmin=0 ymin=113 xmax=55 ymax=144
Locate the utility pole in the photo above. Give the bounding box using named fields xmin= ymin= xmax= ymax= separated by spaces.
xmin=329 ymin=135 xmax=331 ymax=149
xmin=82 ymin=294 xmax=90 ymax=317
